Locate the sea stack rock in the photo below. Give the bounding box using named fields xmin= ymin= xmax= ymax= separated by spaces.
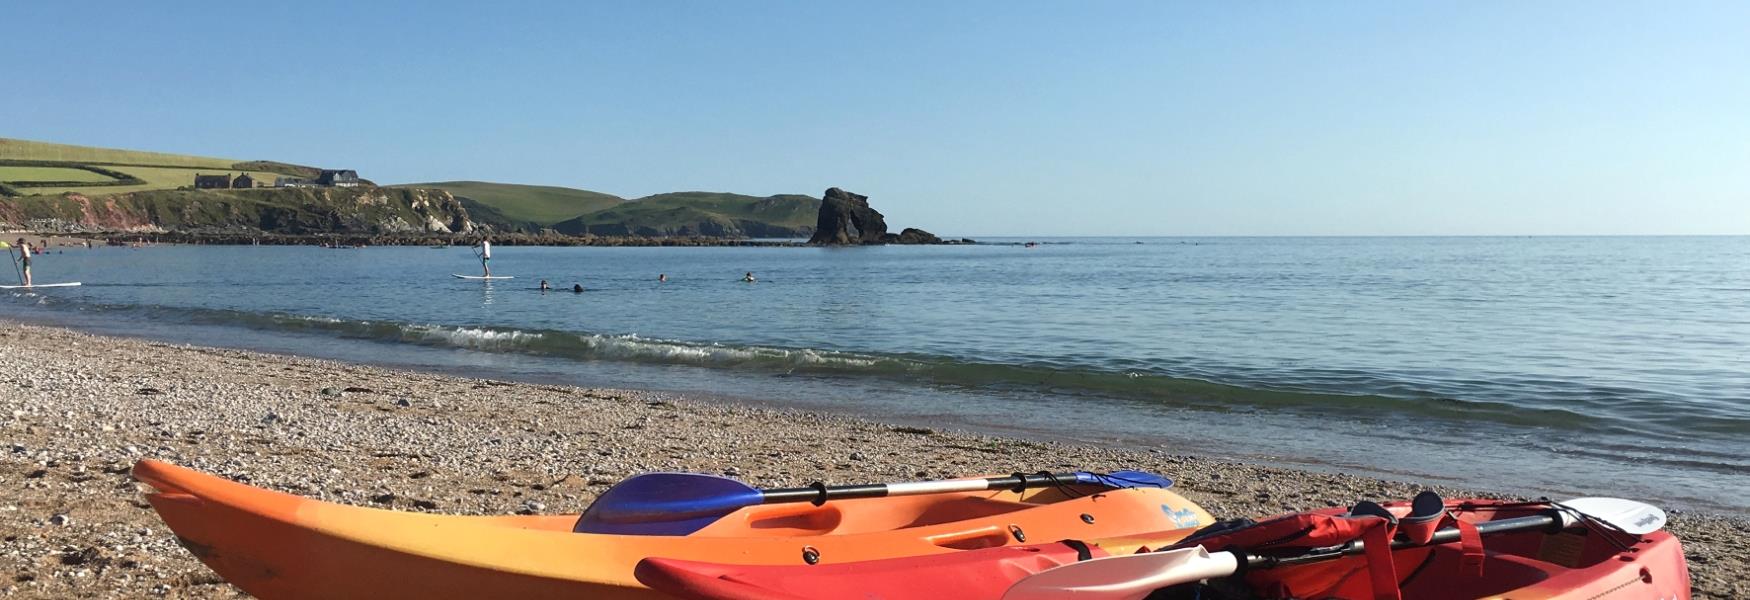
xmin=809 ymin=187 xmax=888 ymax=245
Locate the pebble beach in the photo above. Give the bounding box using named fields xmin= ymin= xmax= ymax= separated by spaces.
xmin=1 ymin=321 xmax=1744 ymax=599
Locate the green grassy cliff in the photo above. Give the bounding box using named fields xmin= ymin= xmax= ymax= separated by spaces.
xmin=396 ymin=181 xmax=624 ymax=227
xmin=553 ymin=192 xmax=819 ymax=237
xmin=0 ymin=138 xmax=821 ymax=239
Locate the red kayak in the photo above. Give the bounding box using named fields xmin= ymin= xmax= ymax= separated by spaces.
xmin=637 ymin=497 xmax=1690 ymax=600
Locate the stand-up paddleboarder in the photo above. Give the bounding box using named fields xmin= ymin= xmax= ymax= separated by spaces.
xmin=473 ymin=238 xmax=492 ymax=277
xmin=13 ymin=238 xmax=33 ymax=287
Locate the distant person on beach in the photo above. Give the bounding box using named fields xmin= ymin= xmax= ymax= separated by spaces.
xmin=658 ymin=274 xmax=667 ymax=282
xmin=539 ymin=279 xmax=551 ymax=291
xmin=474 ymin=238 xmax=493 ymax=277
xmin=572 ymin=283 xmax=584 ymax=293
xmin=13 ymin=238 xmax=32 ymax=286
xmin=742 ymin=272 xmax=756 ymax=282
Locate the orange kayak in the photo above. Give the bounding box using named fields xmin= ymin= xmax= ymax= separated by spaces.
xmin=133 ymin=459 xmax=1213 ymax=599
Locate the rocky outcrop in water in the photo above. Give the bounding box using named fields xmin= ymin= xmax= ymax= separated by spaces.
xmin=808 ymin=187 xmax=888 ymax=245
xmin=808 ymin=187 xmax=952 ymax=245
xmin=882 ymin=227 xmax=942 ymax=245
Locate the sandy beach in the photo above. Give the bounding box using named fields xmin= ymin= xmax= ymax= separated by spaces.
xmin=1 ymin=321 xmax=1744 ymax=599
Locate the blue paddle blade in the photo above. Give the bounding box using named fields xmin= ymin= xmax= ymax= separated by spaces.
xmin=1074 ymin=470 xmax=1175 ymax=489
xmin=574 ymin=472 xmax=764 ymax=535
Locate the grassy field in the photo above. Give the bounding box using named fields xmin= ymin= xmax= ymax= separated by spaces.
xmin=0 ymin=166 xmax=121 ymax=183
xmin=0 ymin=138 xmax=237 ymax=169
xmin=397 ymin=181 xmax=625 ymax=225
xmin=17 ymin=166 xmax=290 ymax=196
xmin=0 ymin=137 xmax=306 ymax=196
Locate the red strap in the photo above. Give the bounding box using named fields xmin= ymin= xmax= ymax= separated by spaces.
xmin=1361 ymin=519 xmax=1401 ymax=600
xmin=1399 ymin=516 xmax=1436 ymax=544
xmin=1456 ymin=518 xmax=1485 ymax=577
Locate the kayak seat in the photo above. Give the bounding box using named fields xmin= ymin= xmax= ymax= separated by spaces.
xmin=895 ymin=497 xmax=1034 ymax=529
xmin=1399 ymin=546 xmax=1553 ymax=599
xmin=739 ymin=504 xmax=845 ymax=536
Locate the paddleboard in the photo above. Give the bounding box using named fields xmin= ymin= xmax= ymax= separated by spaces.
xmin=0 ymin=282 xmax=81 ymax=289
xmin=452 ymin=274 xmax=514 ymax=280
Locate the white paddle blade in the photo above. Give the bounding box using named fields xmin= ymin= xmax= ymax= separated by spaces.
xmin=1558 ymin=497 xmax=1666 ymax=534
xmin=1003 ymin=547 xmax=1239 ymax=600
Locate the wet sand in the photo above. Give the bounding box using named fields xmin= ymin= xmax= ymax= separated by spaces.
xmin=1 ymin=322 xmax=1743 ymax=598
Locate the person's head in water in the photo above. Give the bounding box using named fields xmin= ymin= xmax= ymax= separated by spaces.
xmin=743 ymin=272 xmax=755 ymax=281
xmin=572 ymin=283 xmax=583 ymax=293
xmin=539 ymin=279 xmax=550 ymax=290
xmin=658 ymin=274 xmax=667 ymax=282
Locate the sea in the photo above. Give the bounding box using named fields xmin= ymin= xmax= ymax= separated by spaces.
xmin=3 ymin=236 xmax=1746 ymax=513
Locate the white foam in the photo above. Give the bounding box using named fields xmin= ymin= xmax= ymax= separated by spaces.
xmin=576 ymin=333 xmax=882 ymax=368
xmin=404 ymin=324 xmax=544 ymax=350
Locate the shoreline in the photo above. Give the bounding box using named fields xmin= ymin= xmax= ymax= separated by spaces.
xmin=0 ymin=230 xmax=982 ymax=248
xmin=1 ymin=321 xmax=1743 ymax=598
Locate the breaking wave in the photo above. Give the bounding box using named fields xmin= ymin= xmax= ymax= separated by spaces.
xmin=7 ymin=296 xmax=1748 ymax=442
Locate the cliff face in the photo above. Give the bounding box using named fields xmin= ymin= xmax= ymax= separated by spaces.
xmin=0 ymin=187 xmax=475 ymax=235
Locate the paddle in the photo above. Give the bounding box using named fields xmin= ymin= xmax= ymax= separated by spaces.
xmin=1 ymin=242 xmax=19 ymax=285
xmin=1001 ymin=497 xmax=1665 ymax=600
xmin=574 ymin=470 xmax=1173 ymax=535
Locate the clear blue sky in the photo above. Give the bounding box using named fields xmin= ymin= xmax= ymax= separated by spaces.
xmin=5 ymin=1 xmax=1747 ymax=235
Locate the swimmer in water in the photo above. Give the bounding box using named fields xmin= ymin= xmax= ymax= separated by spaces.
xmin=539 ymin=279 xmax=551 ymax=291
xmin=658 ymin=273 xmax=667 ymax=282
xmin=742 ymin=272 xmax=756 ymax=282
xmin=572 ymin=283 xmax=584 ymax=293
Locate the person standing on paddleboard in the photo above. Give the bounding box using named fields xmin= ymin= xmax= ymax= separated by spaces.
xmin=14 ymin=238 xmax=32 ymax=287
xmin=474 ymin=238 xmax=493 ymax=277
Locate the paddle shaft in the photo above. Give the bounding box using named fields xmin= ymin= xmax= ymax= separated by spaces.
xmin=1250 ymin=512 xmax=1560 ymax=569
xmin=759 ymin=472 xmax=1085 ymax=506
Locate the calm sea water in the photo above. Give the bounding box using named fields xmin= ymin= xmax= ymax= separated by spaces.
xmin=4 ymin=237 xmax=1746 ymax=512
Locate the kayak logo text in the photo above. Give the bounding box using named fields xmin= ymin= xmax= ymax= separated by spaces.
xmin=1162 ymin=506 xmax=1201 ymax=528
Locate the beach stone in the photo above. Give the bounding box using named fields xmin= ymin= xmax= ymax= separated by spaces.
xmin=47 ymin=514 xmax=70 ymax=527
xmin=320 ymin=387 xmax=343 ymax=397
xmin=395 ymin=398 xmax=412 ymax=407
xmin=0 ymin=322 xmax=1745 ymax=600
xmin=849 ymin=452 xmax=867 ymax=461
